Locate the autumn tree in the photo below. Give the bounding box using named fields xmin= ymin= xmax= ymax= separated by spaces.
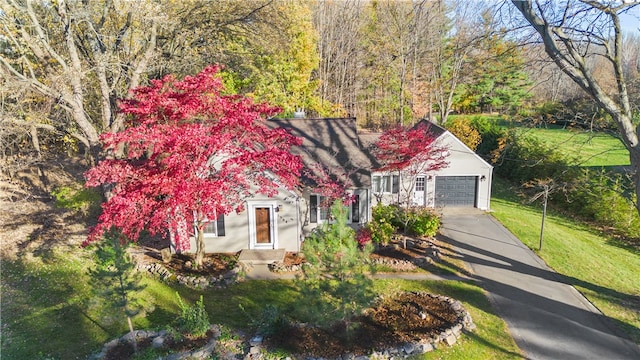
xmin=446 ymin=118 xmax=482 ymax=151
xmin=507 ymin=0 xmax=640 ymax=214
xmin=372 ymin=122 xmax=449 ymax=208
xmin=313 ymin=0 xmax=361 ymax=117
xmin=84 ymin=66 xmax=305 ymax=267
xmin=0 ymin=0 xmax=162 ymax=161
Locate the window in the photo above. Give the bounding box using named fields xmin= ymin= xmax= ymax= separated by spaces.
xmin=415 ymin=177 xmax=425 ymax=192
xmin=203 ymin=214 xmax=225 ymax=237
xmin=309 ymin=195 xmax=330 ymax=223
xmin=373 ymin=175 xmax=399 ymax=194
xmin=351 ymin=195 xmax=360 ymax=223
xmin=310 ymin=194 xmax=359 ymax=223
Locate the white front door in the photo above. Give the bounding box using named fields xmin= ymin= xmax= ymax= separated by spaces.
xmin=412 ymin=176 xmax=426 ymax=206
xmin=249 ymin=202 xmax=277 ymax=249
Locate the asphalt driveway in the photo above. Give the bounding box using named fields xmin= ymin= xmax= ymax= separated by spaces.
xmin=439 ymin=210 xmax=640 ymax=360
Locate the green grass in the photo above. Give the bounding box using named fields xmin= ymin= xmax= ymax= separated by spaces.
xmin=2 ymin=247 xmax=522 ymax=359
xmin=513 ymin=126 xmax=629 ymax=167
xmin=450 ymin=114 xmax=629 ymax=167
xmin=491 ymin=177 xmax=640 ymax=343
xmin=1 ymin=249 xmax=178 ymax=360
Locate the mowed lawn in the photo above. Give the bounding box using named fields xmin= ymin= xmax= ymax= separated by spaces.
xmin=2 ymin=249 xmax=523 ymax=360
xmin=514 ymin=126 xmax=629 ymax=167
xmin=490 ymin=177 xmax=640 ymax=344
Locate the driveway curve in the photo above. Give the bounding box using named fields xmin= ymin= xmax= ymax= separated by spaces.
xmin=440 ymin=210 xmax=640 ymax=360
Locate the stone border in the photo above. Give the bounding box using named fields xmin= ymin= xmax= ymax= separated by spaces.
xmin=91 ymin=293 xmax=473 ymax=360
xmin=248 ymin=292 xmax=476 ymax=360
xmin=137 ymin=262 xmax=244 ymax=289
xmin=90 ymin=325 xmax=222 ymax=360
xmin=270 ymin=239 xmax=442 ymax=274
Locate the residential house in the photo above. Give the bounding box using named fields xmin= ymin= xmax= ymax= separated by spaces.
xmin=181 ymin=118 xmax=492 ymax=254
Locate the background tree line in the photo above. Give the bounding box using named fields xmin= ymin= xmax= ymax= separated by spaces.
xmin=1 ymin=0 xmax=538 ymax=161
xmin=2 ymin=0 xmax=639 ymax=217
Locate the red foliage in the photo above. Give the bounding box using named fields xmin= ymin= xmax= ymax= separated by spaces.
xmin=84 ymin=65 xmax=304 ymax=252
xmin=372 ymin=123 xmax=449 ymax=174
xmin=355 ymin=227 xmax=372 ymax=246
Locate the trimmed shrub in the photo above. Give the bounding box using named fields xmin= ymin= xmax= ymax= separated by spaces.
xmin=406 ymin=208 xmax=441 ymax=237
xmin=367 ymin=203 xmax=400 ymax=245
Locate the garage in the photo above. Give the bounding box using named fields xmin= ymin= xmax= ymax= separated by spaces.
xmin=435 ymin=176 xmax=478 ymax=207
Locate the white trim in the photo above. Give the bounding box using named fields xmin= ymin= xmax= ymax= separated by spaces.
xmin=247 ymin=201 xmax=278 ymax=250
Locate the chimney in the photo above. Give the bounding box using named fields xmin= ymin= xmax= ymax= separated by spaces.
xmin=293 ymin=108 xmax=305 ymax=119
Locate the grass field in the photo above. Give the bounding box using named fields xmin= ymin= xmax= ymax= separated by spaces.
xmin=490 ymin=177 xmax=640 ymax=344
xmin=514 ymin=126 xmax=629 ymax=167
xmin=2 ymin=249 xmax=523 ymax=360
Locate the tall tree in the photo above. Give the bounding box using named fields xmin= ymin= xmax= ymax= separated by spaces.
xmin=357 ymin=0 xmax=441 ymax=127
xmin=84 ymin=66 xmax=305 ymax=267
xmin=431 ymin=1 xmax=489 ymax=125
xmin=508 ymin=0 xmax=640 ymax=214
xmin=313 ymin=0 xmax=361 ymax=117
xmin=454 ymin=13 xmax=531 ymax=114
xmin=0 ymin=0 xmax=161 ymax=161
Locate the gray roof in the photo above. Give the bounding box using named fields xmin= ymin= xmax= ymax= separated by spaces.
xmin=414 ymin=119 xmax=447 ymax=137
xmin=268 ymin=118 xmax=377 ymax=188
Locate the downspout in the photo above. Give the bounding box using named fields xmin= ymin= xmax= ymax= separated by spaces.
xmin=296 ymin=196 xmax=302 ymax=252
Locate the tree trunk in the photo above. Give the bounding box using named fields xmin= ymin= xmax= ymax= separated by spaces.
xmin=126 ymin=315 xmax=138 ymax=354
xmin=195 ymin=225 xmax=205 ymax=268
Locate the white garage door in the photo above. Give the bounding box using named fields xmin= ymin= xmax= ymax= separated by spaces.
xmin=435 ymin=176 xmax=477 ymax=207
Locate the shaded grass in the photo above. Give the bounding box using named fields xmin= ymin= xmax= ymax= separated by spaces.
xmin=1 ymin=250 xmax=177 ymax=360
xmin=3 ymin=246 xmax=521 ymax=360
xmin=491 ymin=177 xmax=640 ymax=343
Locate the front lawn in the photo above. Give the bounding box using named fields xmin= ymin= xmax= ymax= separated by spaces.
xmin=2 ymin=249 xmax=522 ymax=359
xmin=490 ymin=177 xmax=640 ymax=343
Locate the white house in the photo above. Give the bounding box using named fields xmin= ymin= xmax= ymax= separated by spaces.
xmin=179 ymin=118 xmax=492 ymax=254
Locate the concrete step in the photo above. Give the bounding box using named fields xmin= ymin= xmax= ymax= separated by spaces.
xmin=238 ymin=249 xmax=286 ymax=265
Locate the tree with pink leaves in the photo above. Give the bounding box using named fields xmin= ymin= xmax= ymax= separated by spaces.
xmin=372 ymin=122 xmax=449 ymax=208
xmin=85 ymin=65 xmax=305 ymax=267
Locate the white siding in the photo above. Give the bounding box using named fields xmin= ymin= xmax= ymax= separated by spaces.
xmin=374 ymin=131 xmax=493 ymax=210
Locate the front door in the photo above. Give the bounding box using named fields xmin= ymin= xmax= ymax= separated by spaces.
xmin=255 ymin=207 xmax=271 ymax=245
xmin=250 ymin=203 xmax=276 ymax=249
xmin=412 ymin=176 xmax=426 ymax=206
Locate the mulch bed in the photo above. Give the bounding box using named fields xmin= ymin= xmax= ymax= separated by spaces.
xmin=265 ymin=292 xmax=459 ymax=358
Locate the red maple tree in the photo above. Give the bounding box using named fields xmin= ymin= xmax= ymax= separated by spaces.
xmin=84 ymin=65 xmax=305 ymax=266
xmin=372 ymin=122 xmax=449 ymax=207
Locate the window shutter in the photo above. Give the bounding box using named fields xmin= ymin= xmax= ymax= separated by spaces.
xmin=216 ymin=214 xmax=225 ymax=237
xmin=392 ymin=175 xmax=400 ymax=194
xmin=310 ymin=195 xmax=318 ymax=223
xmin=351 ymin=195 xmax=360 ymax=223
